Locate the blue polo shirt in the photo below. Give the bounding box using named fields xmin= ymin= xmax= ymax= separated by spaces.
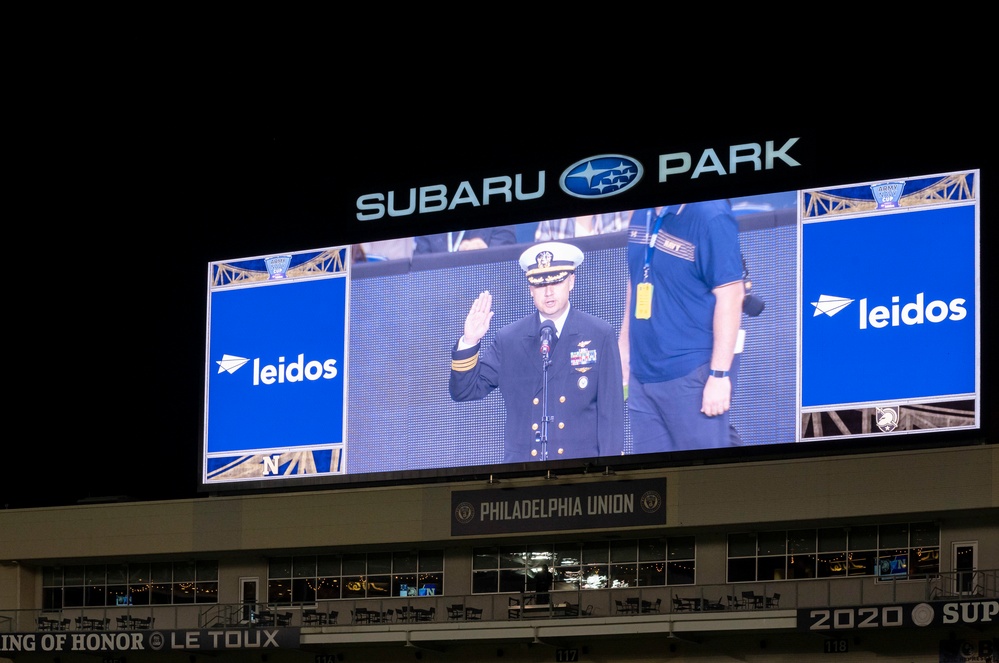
xmin=626 ymin=201 xmax=744 ymax=383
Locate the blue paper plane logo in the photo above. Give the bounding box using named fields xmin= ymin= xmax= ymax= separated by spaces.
xmin=811 ymin=294 xmax=854 ymax=317
xmin=216 ymin=354 xmax=249 ymax=374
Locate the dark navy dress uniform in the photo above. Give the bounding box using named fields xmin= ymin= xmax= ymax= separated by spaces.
xmin=450 ymin=306 xmax=625 ymax=464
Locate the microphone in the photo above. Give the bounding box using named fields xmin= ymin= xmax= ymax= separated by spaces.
xmin=743 ymin=293 xmax=765 ymax=317
xmin=743 ymin=278 xmax=765 ymax=317
xmin=741 ymin=258 xmax=765 ymax=317
xmin=539 ymin=321 xmax=555 ymax=359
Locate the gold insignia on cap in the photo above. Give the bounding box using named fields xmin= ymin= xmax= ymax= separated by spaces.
xmin=520 ymin=242 xmax=584 ymax=286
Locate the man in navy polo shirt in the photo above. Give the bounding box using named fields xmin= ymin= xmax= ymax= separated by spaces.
xmin=620 ymin=200 xmax=747 ymax=452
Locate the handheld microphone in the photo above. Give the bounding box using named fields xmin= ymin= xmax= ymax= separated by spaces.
xmin=741 ymin=257 xmax=765 ymax=317
xmin=539 ymin=321 xmax=555 ymax=358
xmin=743 ymin=292 xmax=765 ymax=317
xmin=743 ymin=279 xmax=765 ymax=317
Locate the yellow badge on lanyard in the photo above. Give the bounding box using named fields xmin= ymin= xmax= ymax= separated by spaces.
xmin=635 ymin=282 xmax=653 ymax=319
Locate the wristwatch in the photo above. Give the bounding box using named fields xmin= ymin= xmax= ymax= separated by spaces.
xmin=708 ymin=369 xmax=729 ymax=378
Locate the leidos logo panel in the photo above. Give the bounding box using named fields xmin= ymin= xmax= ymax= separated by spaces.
xmin=801 ymin=203 xmax=976 ymax=408
xmin=206 ymin=260 xmax=349 ymax=465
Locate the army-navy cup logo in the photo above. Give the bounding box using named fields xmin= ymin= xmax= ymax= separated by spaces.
xmin=264 ymin=254 xmax=292 ymax=279
xmin=871 ymin=181 xmax=905 ymax=209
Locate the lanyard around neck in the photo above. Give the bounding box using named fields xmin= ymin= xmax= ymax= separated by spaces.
xmin=643 ymin=207 xmax=670 ymax=277
xmin=643 ymin=205 xmax=685 ymax=278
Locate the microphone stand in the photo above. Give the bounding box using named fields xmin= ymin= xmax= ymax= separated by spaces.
xmin=538 ymin=342 xmax=552 ymax=462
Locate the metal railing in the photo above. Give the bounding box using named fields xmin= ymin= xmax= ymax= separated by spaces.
xmin=928 ymin=568 xmax=998 ymax=600
xmin=2 ymin=570 xmax=995 ymax=633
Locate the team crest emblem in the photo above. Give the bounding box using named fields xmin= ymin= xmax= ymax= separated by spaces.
xmin=640 ymin=490 xmax=663 ymax=514
xmin=876 ymin=406 xmax=899 ymax=433
xmin=454 ymin=501 xmax=475 ymax=525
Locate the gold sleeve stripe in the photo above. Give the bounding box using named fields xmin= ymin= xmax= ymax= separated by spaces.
xmin=451 ymin=354 xmax=479 ymax=372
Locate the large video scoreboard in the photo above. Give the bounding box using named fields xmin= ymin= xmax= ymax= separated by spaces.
xmin=200 ymin=129 xmax=983 ymax=493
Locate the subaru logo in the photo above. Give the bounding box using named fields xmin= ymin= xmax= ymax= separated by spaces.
xmin=559 ymin=154 xmax=643 ymax=199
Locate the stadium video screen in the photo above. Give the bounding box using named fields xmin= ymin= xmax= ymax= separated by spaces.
xmin=202 ymin=169 xmax=979 ymax=489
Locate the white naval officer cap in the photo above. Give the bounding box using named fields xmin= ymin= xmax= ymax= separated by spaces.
xmin=518 ymin=241 xmax=585 ymax=286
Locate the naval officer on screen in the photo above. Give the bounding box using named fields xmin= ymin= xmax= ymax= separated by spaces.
xmin=448 ymin=241 xmax=625 ymax=463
